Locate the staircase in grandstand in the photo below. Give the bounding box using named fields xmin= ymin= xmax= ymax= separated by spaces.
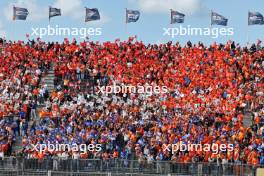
xmin=12 ymin=134 xmax=22 ymax=152
xmin=40 ymin=67 xmax=55 ymax=93
xmin=244 ymin=112 xmax=254 ymax=127
xmin=12 ymin=67 xmax=55 ymax=153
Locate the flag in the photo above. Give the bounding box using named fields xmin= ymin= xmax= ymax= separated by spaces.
xmin=13 ymin=6 xmax=29 ymax=20
xmin=171 ymin=10 xmax=185 ymax=24
xmin=248 ymin=11 xmax=264 ymax=25
xmin=211 ymin=11 xmax=228 ymax=26
xmin=49 ymin=7 xmax=61 ymax=20
xmin=126 ymin=9 xmax=140 ymax=23
xmin=85 ymin=8 xmax=100 ymax=22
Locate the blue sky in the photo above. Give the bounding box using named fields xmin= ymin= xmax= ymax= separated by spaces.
xmin=0 ymin=0 xmax=264 ymax=45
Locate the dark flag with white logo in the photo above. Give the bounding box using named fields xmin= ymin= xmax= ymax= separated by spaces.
xmin=211 ymin=11 xmax=228 ymax=26
xmin=126 ymin=9 xmax=140 ymax=23
xmin=171 ymin=10 xmax=185 ymax=24
xmin=13 ymin=6 xmax=29 ymax=20
xmin=85 ymin=8 xmax=100 ymax=22
xmin=248 ymin=11 xmax=264 ymax=25
xmin=49 ymin=7 xmax=61 ymax=20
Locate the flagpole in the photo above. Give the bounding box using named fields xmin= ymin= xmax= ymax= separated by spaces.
xmin=247 ymin=11 xmax=249 ymax=45
xmin=210 ymin=10 xmax=212 ymax=44
xmin=49 ymin=6 xmax=51 ymax=22
xmin=170 ymin=9 xmax=172 ymax=25
xmin=210 ymin=10 xmax=212 ymax=27
xmin=13 ymin=6 xmax=15 ymax=21
xmin=85 ymin=7 xmax=87 ymax=23
xmin=125 ymin=8 xmax=128 ymax=39
xmin=170 ymin=9 xmax=173 ymax=44
xmin=247 ymin=26 xmax=249 ymax=45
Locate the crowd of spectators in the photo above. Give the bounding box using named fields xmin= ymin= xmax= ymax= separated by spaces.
xmin=0 ymin=37 xmax=263 ymax=166
xmin=0 ymin=38 xmax=51 ymax=157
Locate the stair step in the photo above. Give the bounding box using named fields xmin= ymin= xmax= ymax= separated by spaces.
xmin=243 ymin=112 xmax=253 ymax=127
xmin=42 ymin=80 xmax=54 ymax=83
xmin=42 ymin=78 xmax=54 ymax=81
xmin=42 ymin=68 xmax=55 ymax=91
xmin=12 ymin=136 xmax=23 ymax=152
xmin=44 ymin=76 xmax=55 ymax=79
xmin=45 ymin=75 xmax=55 ymax=77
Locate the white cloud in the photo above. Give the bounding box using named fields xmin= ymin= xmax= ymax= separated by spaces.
xmin=133 ymin=0 xmax=205 ymax=15
xmin=4 ymin=0 xmax=47 ymax=21
xmin=155 ymin=40 xmax=162 ymax=45
xmin=0 ymin=21 xmax=6 ymax=38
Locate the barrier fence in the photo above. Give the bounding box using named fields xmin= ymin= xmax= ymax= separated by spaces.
xmin=0 ymin=157 xmax=261 ymax=176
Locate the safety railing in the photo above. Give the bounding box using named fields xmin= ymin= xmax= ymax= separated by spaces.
xmin=0 ymin=157 xmax=261 ymax=176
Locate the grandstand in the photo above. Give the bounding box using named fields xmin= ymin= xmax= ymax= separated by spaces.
xmin=0 ymin=37 xmax=263 ymax=175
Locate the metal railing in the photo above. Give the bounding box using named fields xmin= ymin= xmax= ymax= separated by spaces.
xmin=0 ymin=157 xmax=261 ymax=176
